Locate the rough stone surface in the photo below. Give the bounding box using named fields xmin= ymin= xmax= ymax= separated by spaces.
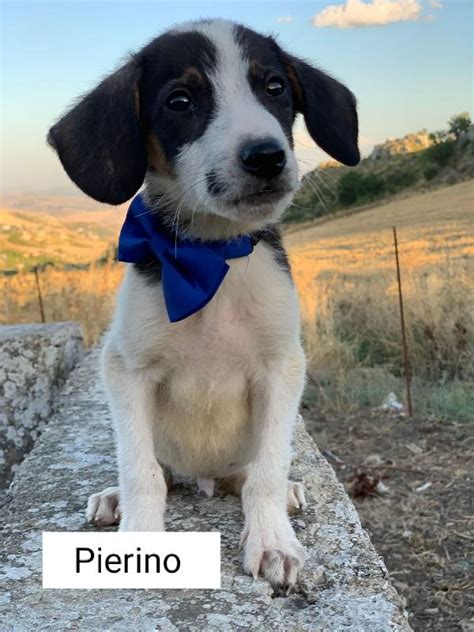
xmin=0 ymin=322 xmax=84 ymax=487
xmin=0 ymin=348 xmax=410 ymax=631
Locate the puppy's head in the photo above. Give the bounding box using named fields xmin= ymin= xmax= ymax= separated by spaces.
xmin=48 ymin=19 xmax=359 ymax=232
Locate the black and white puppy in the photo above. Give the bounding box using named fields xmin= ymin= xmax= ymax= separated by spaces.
xmin=49 ymin=19 xmax=359 ymax=592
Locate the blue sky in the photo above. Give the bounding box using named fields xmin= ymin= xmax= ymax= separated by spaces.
xmin=1 ymin=0 xmax=472 ymax=194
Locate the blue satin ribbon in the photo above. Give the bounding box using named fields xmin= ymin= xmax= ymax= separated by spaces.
xmin=118 ymin=194 xmax=256 ymax=322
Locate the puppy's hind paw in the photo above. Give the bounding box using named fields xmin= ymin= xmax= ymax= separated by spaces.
xmin=287 ymin=481 xmax=306 ymax=516
xmin=86 ymin=486 xmax=120 ymax=527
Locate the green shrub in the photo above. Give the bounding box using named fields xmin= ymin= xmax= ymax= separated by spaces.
xmin=337 ymin=172 xmax=360 ymax=205
xmin=423 ymin=163 xmax=440 ymax=181
xmin=385 ymin=168 xmax=417 ymax=193
xmin=337 ymin=172 xmax=386 ymax=206
xmin=424 ymin=140 xmax=456 ymax=167
xmin=337 ymin=172 xmax=359 ymax=205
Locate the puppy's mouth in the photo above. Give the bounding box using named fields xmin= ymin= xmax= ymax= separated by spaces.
xmin=206 ymin=172 xmax=291 ymax=207
xmin=232 ymin=186 xmax=289 ymax=206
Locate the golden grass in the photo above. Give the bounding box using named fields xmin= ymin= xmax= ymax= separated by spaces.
xmin=286 ymin=180 xmax=474 ymax=415
xmin=287 ymin=182 xmax=474 ymax=318
xmin=0 ymin=262 xmax=124 ymax=346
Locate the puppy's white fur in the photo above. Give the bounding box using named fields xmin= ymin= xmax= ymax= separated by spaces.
xmin=91 ymin=19 xmax=307 ymax=588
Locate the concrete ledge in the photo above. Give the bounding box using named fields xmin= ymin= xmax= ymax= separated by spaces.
xmin=0 ymin=322 xmax=84 ymax=487
xmin=0 ymin=348 xmax=410 ymax=630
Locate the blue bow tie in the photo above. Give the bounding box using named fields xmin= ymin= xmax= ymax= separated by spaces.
xmin=118 ymin=195 xmax=257 ymax=322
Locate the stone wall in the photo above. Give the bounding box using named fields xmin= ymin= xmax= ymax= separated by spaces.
xmin=0 ymin=322 xmax=84 ymax=488
xmin=0 ymin=347 xmax=411 ymax=630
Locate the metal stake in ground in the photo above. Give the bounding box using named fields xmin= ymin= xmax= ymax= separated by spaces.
xmin=33 ymin=266 xmax=46 ymax=323
xmin=393 ymin=226 xmax=413 ymax=417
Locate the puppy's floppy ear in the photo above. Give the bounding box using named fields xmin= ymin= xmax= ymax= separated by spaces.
xmin=283 ymin=54 xmax=360 ymax=166
xmin=47 ymin=58 xmax=147 ymax=205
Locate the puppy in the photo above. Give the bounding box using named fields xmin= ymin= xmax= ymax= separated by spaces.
xmin=48 ymin=19 xmax=359 ymax=592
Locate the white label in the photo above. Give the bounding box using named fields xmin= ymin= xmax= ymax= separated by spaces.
xmin=42 ymin=532 xmax=221 ymax=589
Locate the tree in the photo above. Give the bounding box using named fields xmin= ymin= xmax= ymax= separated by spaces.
xmin=429 ymin=130 xmax=450 ymax=145
xmin=448 ymin=112 xmax=471 ymax=140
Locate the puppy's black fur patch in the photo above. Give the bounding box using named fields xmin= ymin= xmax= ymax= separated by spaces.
xmin=139 ymin=31 xmax=217 ymax=166
xmin=134 ymin=259 xmax=163 ymax=284
xmin=255 ymin=225 xmax=291 ymax=276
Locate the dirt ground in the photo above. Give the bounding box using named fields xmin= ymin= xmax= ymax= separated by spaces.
xmin=303 ymin=401 xmax=473 ymax=631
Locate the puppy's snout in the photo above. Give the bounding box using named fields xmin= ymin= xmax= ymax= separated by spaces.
xmin=239 ymin=139 xmax=287 ymax=179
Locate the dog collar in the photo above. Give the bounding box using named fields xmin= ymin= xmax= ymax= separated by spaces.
xmin=118 ymin=194 xmax=257 ymax=322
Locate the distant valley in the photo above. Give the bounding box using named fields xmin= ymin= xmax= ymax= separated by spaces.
xmin=0 ymin=193 xmax=125 ymax=271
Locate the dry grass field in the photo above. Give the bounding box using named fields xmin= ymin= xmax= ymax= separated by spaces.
xmin=286 ymin=180 xmax=474 ymax=419
xmin=0 ymin=262 xmax=124 ymax=346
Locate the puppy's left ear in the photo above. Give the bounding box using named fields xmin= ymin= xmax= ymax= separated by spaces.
xmin=283 ymin=54 xmax=360 ymax=166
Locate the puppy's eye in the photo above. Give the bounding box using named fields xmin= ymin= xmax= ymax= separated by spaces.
xmin=266 ymin=77 xmax=285 ymax=97
xmin=166 ymin=90 xmax=192 ymax=112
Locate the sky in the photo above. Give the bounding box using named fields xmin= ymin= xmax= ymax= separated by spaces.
xmin=0 ymin=0 xmax=472 ymax=195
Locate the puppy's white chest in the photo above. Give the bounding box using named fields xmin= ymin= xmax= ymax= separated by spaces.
xmin=160 ymin=243 xmax=293 ymax=367
xmin=116 ymin=243 xmax=298 ymax=477
xmin=168 ymin=284 xmax=256 ymax=369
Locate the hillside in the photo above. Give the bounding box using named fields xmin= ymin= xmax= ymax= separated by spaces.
xmin=0 ymin=194 xmax=124 ymax=271
xmin=286 ymin=125 xmax=474 ymax=224
xmin=285 ymin=179 xmax=474 ymax=251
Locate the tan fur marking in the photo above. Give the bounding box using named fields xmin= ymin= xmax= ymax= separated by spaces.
xmin=146 ymin=133 xmax=174 ymax=177
xmin=249 ymin=60 xmax=261 ymax=77
xmin=181 ymin=66 xmax=205 ymax=86
xmin=285 ymin=63 xmax=304 ymax=106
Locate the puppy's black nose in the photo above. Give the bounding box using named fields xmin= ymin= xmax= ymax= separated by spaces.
xmin=240 ymin=139 xmax=287 ymax=179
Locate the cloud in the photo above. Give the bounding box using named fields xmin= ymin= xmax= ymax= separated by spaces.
xmin=428 ymin=0 xmax=442 ymax=8
xmin=276 ymin=15 xmax=294 ymax=23
xmin=313 ymin=0 xmax=425 ymax=29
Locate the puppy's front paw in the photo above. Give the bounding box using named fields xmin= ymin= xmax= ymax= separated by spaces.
xmin=86 ymin=486 xmax=120 ymax=527
xmin=242 ymin=518 xmax=305 ymax=594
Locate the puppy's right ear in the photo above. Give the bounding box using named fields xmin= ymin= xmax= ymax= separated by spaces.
xmin=47 ymin=58 xmax=147 ymax=205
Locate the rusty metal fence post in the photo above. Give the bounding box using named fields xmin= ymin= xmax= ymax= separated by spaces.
xmin=33 ymin=266 xmax=46 ymax=323
xmin=393 ymin=226 xmax=413 ymax=417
